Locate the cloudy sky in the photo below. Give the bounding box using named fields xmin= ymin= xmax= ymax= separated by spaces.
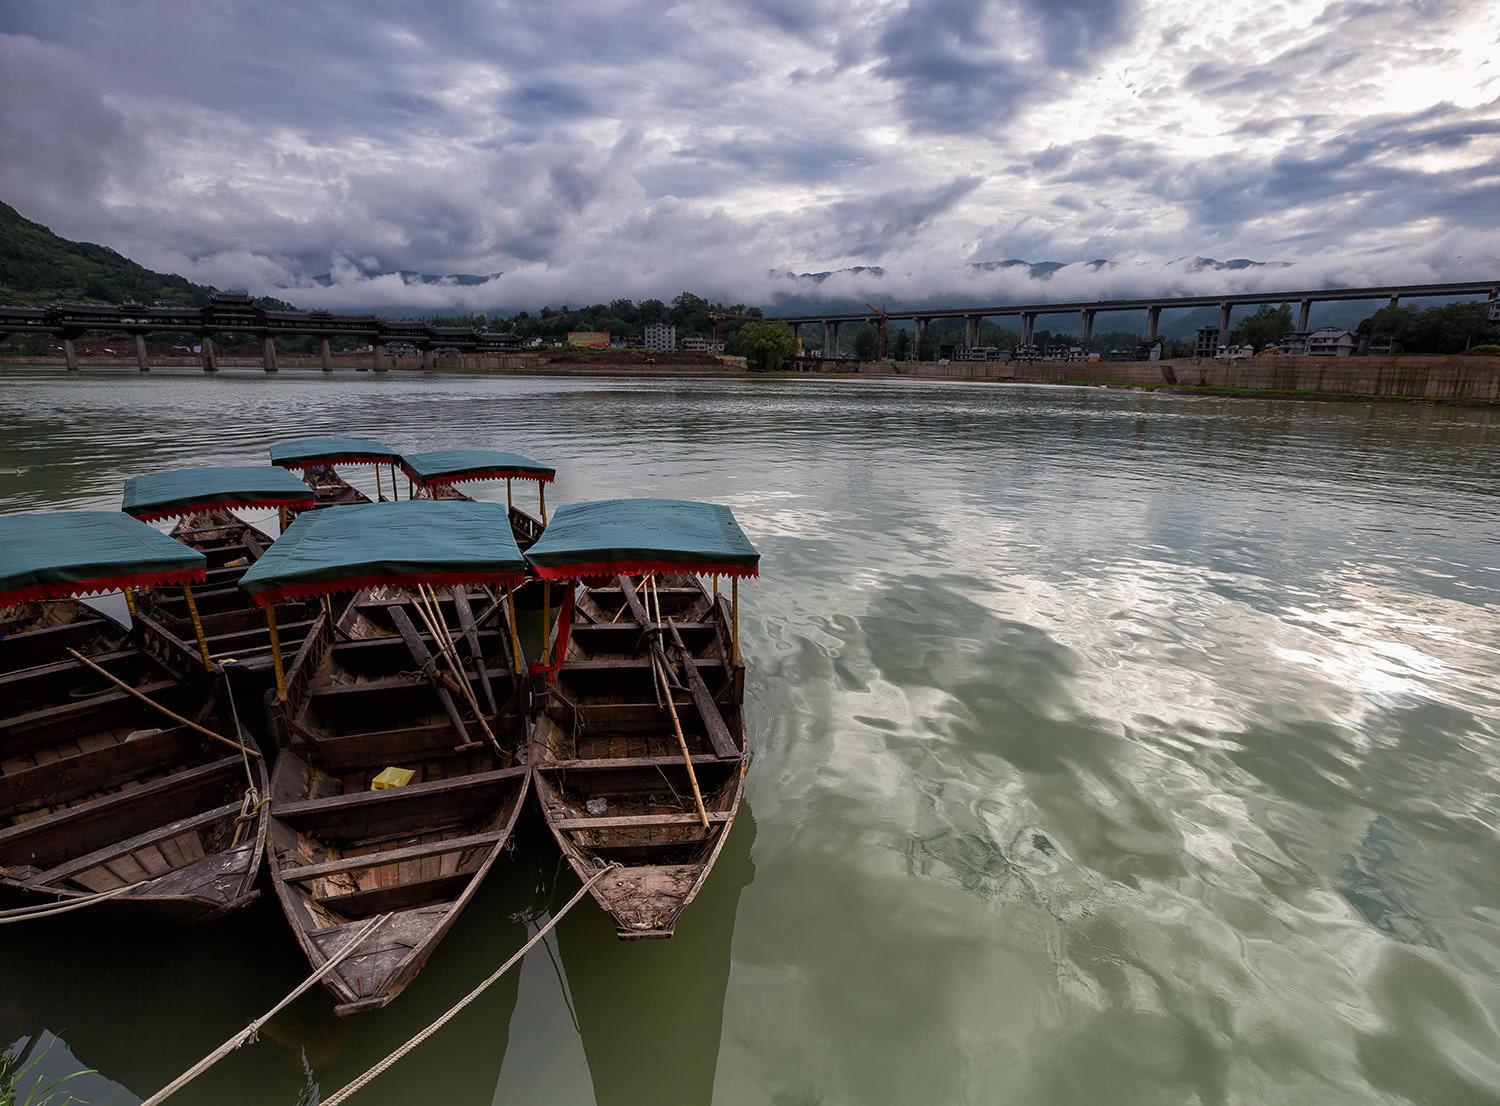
xmin=2 ymin=0 xmax=1498 ymax=311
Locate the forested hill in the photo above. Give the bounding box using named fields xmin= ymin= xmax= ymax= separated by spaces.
xmin=0 ymin=200 xmax=218 ymax=306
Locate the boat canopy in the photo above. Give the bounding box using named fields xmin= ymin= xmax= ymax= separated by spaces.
xmin=122 ymin=466 xmax=315 ymax=521
xmin=399 ymin=449 xmax=556 ymax=488
xmin=269 ymin=436 xmax=401 ymax=469
xmin=0 ymin=511 xmax=206 ymax=606
xmin=238 ymin=500 xmax=528 ymax=605
xmin=523 ymin=498 xmax=759 ymax=581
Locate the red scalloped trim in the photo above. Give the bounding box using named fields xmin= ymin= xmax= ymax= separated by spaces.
xmin=128 ymin=495 xmax=315 ymax=522
xmin=274 ymin=457 xmax=399 ymax=470
xmin=0 ymin=566 xmax=207 ymax=607
xmin=246 ymin=569 xmax=528 ymax=607
xmin=528 ymin=559 xmax=758 ymax=582
xmin=399 ymin=462 xmax=555 ymax=487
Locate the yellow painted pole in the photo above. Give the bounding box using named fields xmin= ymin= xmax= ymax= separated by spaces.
xmin=540 ymin=483 xmax=547 ymax=525
xmin=713 ymin=575 xmax=718 ymax=599
xmin=505 ymin=585 xmax=523 ymax=675
xmin=266 ymin=606 xmax=287 ymax=701
xmin=123 ymin=588 xmax=138 ymax=618
xmin=731 ymin=577 xmax=740 ymax=667
xmin=278 ymin=506 xmax=288 ymax=534
xmin=182 ymin=584 xmax=212 ymax=671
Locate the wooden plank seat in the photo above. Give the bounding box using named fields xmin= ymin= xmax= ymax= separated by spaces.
xmin=280 ymin=829 xmax=509 ymax=882
xmin=0 ymin=616 xmax=119 ymax=673
xmin=31 ymin=800 xmax=242 ymax=888
xmin=552 ymin=812 xmax=732 ymax=831
xmin=0 ymin=755 xmax=244 ymax=870
xmin=274 ymin=765 xmax=526 ymax=840
xmin=0 ymin=679 xmax=191 ymax=754
xmin=0 ymin=725 xmax=207 ymax=814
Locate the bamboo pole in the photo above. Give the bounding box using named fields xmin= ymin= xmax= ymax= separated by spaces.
xmin=265 ymin=606 xmax=287 ymax=702
xmin=649 ymin=578 xmax=709 ymax=828
xmin=181 ymin=584 xmax=212 ymax=671
xmin=278 ymin=507 xmax=288 ymax=534
xmin=504 ymin=585 xmax=523 ymax=675
xmin=732 ymin=577 xmax=740 ymax=666
xmin=411 ymin=586 xmax=498 ymax=751
xmin=539 ymin=483 xmax=547 ymax=525
xmin=123 ymin=588 xmax=137 ymax=618
xmin=65 ymin=648 xmax=261 ymax=758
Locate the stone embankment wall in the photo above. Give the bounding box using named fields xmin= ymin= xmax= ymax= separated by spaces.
xmin=851 ymin=355 xmax=1500 ymax=401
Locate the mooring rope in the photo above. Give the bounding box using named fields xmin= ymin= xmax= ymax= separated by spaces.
xmin=0 ymin=881 xmax=148 ymax=924
xmin=318 ymin=863 xmax=619 ymax=1106
xmin=139 ymin=912 xmax=393 ymax=1106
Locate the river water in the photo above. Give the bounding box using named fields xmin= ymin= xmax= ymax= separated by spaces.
xmin=1 ymin=367 xmax=1498 ymax=1106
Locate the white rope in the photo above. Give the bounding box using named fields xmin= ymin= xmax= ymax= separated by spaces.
xmin=0 ymin=880 xmax=148 ymax=924
xmin=139 ymin=912 xmax=392 ymax=1106
xmin=319 ymin=864 xmax=619 ymax=1106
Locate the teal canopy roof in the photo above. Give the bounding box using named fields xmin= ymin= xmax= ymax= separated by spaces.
xmin=238 ymin=500 xmax=528 ymax=605
xmin=122 ymin=466 xmax=314 ymax=521
xmin=0 ymin=511 xmax=206 ymax=606
xmin=270 ymin=437 xmax=401 ymax=469
xmin=399 ymin=449 xmax=555 ymax=487
xmin=524 ymin=498 xmax=759 ymax=581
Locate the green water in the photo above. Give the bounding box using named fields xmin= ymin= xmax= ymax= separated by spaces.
xmin=1 ymin=367 xmax=1498 ymax=1106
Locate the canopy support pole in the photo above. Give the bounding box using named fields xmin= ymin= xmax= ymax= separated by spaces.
xmin=278 ymin=507 xmax=288 ymax=534
xmin=266 ymin=606 xmax=287 ymax=702
xmin=322 ymin=595 xmax=335 ymax=625
xmin=540 ymin=483 xmax=547 ymax=525
xmin=732 ymin=578 xmax=740 ymax=667
xmin=123 ymin=588 xmax=138 ymax=619
xmin=182 ymin=584 xmax=212 ymax=671
xmin=506 ymin=479 xmax=512 ymax=509
xmin=375 ymin=465 xmax=383 ymax=502
xmin=505 ymin=585 xmax=523 ymax=676
xmin=713 ymin=575 xmax=718 ymax=599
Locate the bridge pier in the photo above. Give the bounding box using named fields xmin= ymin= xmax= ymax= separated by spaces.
xmin=134 ymin=333 xmax=150 ymax=372
xmin=1146 ymin=306 xmax=1161 ymax=342
xmin=421 ymin=345 xmax=434 ymax=371
xmin=1080 ymin=309 xmax=1095 ymax=348
xmin=1218 ymin=302 xmax=1232 ymax=338
xmin=262 ymin=336 xmax=278 ymax=373
xmin=1021 ymin=313 xmax=1036 ymax=344
xmin=964 ymin=315 xmax=980 ymax=349
xmin=62 ymin=335 xmax=79 ymax=372
xmin=372 ymin=341 xmax=387 ymax=373
xmin=825 ymin=321 xmax=840 ymax=359
xmin=914 ymin=317 xmax=927 ymax=358
xmin=200 ymin=334 xmax=217 ymax=372
xmin=319 ymin=337 xmax=333 ymax=372
xmin=1389 ymin=295 xmax=1400 ymax=308
xmin=1296 ymin=299 xmax=1311 ymax=332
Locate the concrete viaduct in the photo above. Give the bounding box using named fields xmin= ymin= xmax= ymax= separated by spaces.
xmin=769 ymin=280 xmax=1500 ymax=356
xmin=0 ymin=292 xmax=521 ymax=372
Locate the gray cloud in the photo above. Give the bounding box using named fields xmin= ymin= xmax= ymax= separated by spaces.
xmin=0 ymin=1 xmax=1496 ymax=313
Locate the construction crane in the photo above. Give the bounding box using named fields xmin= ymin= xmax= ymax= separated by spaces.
xmin=866 ymin=303 xmax=889 ymax=360
xmin=707 ymin=310 xmax=761 ymax=348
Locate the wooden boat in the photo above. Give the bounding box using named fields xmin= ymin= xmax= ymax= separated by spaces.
xmin=524 ymin=498 xmax=758 ymax=938
xmin=270 ymin=436 xmax=401 ymax=516
xmin=122 ymin=466 xmax=322 ymax=690
xmin=399 ymin=448 xmax=552 ymax=551
xmin=0 ymin=511 xmax=268 ymax=920
xmin=242 ymin=499 xmax=533 ymax=1013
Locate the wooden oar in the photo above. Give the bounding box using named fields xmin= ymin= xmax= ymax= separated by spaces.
xmin=65 ymin=647 xmax=262 ymax=759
